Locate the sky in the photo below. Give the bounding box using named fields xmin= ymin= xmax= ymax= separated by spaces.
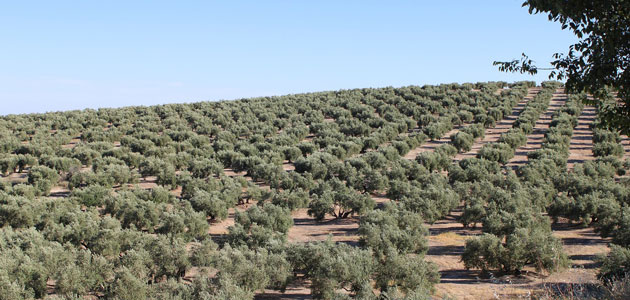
xmin=0 ymin=1 xmax=578 ymax=115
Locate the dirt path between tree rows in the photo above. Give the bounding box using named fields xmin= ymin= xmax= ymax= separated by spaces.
xmin=403 ymin=127 xmax=461 ymax=160
xmin=267 ymin=88 xmax=544 ymax=298
xmin=428 ymin=91 xmax=609 ymax=299
xmin=426 ymin=209 xmax=609 ymax=299
xmin=284 ymin=88 xmax=539 ymax=246
xmin=567 ymin=105 xmax=596 ymax=170
xmin=453 ymin=87 xmax=541 ymax=162
xmin=506 ymin=89 xmax=566 ymax=169
xmin=402 ymin=88 xmax=532 ymax=162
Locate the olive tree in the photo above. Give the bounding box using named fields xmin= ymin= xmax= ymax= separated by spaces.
xmin=358 ymin=203 xmax=429 ymax=257
xmin=27 ymin=165 xmax=59 ymax=195
xmin=308 ymin=179 xmax=375 ymax=221
xmin=462 ymin=226 xmax=568 ymax=275
xmin=227 ymin=203 xmax=293 ymax=247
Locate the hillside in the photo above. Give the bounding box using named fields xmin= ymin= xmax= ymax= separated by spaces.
xmin=1 ymin=81 xmax=629 ymax=299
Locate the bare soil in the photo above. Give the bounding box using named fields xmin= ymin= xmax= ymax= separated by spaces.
xmin=402 ymin=88 xmax=521 ymax=161
xmin=427 ymin=209 xmax=609 ymax=300
xmin=506 ymin=89 xmax=566 ymax=169
xmin=287 ymin=209 xmax=360 ymax=244
xmin=567 ymin=105 xmax=596 ymax=169
xmin=9 ymin=88 xmax=618 ymax=300
xmin=403 ymin=126 xmax=462 ymax=160
xmin=266 ymin=90 xmax=614 ymax=299
xmin=454 ymin=87 xmax=540 ymax=162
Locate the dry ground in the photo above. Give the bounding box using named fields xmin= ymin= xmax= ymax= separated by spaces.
xmin=566 ymin=105 xmax=597 ymax=169
xmin=262 ymin=89 xmax=613 ymax=299
xmin=506 ymin=89 xmax=566 ymax=169
xmin=426 ymin=209 xmax=608 ymax=300
xmin=3 ymin=87 xmax=619 ymax=300
xmin=454 ymin=87 xmax=540 ymax=162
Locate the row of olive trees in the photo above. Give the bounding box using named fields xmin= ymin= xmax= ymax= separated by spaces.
xmin=0 ymin=82 xmax=526 ymax=299
xmin=435 ymin=82 xmax=573 ymax=274
xmin=287 ymin=82 xmax=528 ymax=222
xmin=0 ymin=82 xmax=507 ymax=203
xmin=296 ymin=82 xmax=545 ymax=296
xmin=291 ymin=81 xmax=546 ymax=290
xmin=544 ymin=96 xmax=630 ymax=281
xmin=460 ymin=86 xmax=580 ymax=274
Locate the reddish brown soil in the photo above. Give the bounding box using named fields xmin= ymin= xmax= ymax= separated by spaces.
xmin=258 ymin=280 xmax=311 ymax=300
xmin=6 ymin=171 xmax=27 ymax=183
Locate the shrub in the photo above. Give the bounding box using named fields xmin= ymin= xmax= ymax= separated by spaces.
xmin=461 ymin=123 xmax=485 ymax=139
xmin=71 ymin=184 xmax=111 ymax=207
xmin=448 ymin=158 xmax=501 ymax=183
xmin=100 ymin=163 xmax=137 ymax=187
xmin=55 ymin=250 xmax=111 ymax=296
xmin=0 ymin=155 xmax=17 ymax=175
xmin=423 ymin=122 xmax=450 ymax=141
xmin=462 ymin=225 xmax=568 ymax=274
xmin=458 ymin=110 xmax=474 ymax=123
xmin=477 ymin=143 xmax=514 ymax=164
xmin=227 ymin=203 xmax=293 ymax=247
xmin=287 ymin=241 xmax=375 ymax=299
xmin=281 ymin=146 xmax=302 ymax=162
xmin=107 ymin=268 xmax=148 ymax=300
xmin=372 ymin=250 xmax=439 ymax=295
xmin=104 ymin=193 xmax=161 ymax=232
xmin=239 ymin=203 xmax=293 ymax=234
xmin=189 ymin=189 xmax=229 ymax=220
xmin=391 ymin=141 xmax=411 ymax=156
xmin=599 ymin=244 xmax=630 ymax=281
xmin=400 ymin=183 xmax=459 ymax=223
xmin=40 ymin=156 xmax=81 ymax=174
xmin=451 ymin=131 xmax=474 ymax=152
xmin=415 ymin=144 xmax=457 ymax=172
xmin=294 ymin=155 xmax=328 ymax=180
xmin=593 ymin=128 xmax=621 ymax=144
xmin=212 ymin=245 xmax=292 ymax=293
xmin=189 ymin=158 xmax=223 ymax=179
xmin=349 ymin=167 xmax=389 ymax=194
xmin=593 ymin=142 xmax=625 ymax=158
xmin=72 ymin=147 xmax=100 ymax=166
xmin=156 ymin=204 xmax=208 ymax=241
xmin=271 ymin=189 xmax=309 ymax=211
xmin=359 ymin=203 xmax=428 ymax=257
xmin=145 ymin=235 xmax=190 ymax=278
xmin=0 ymin=193 xmax=41 ymax=228
xmin=308 ymin=179 xmax=375 ymax=221
xmin=498 ymin=129 xmax=527 ymax=149
xmin=142 ymin=186 xmax=175 ymax=204
xmin=548 ymin=191 xmax=620 ymax=226
xmin=27 ymin=165 xmax=59 ymax=195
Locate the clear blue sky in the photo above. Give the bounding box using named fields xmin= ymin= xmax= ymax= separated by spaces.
xmin=0 ymin=1 xmax=577 ymax=115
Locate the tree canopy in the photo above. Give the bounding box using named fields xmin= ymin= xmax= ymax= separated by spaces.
xmin=494 ymin=0 xmax=630 ymax=134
